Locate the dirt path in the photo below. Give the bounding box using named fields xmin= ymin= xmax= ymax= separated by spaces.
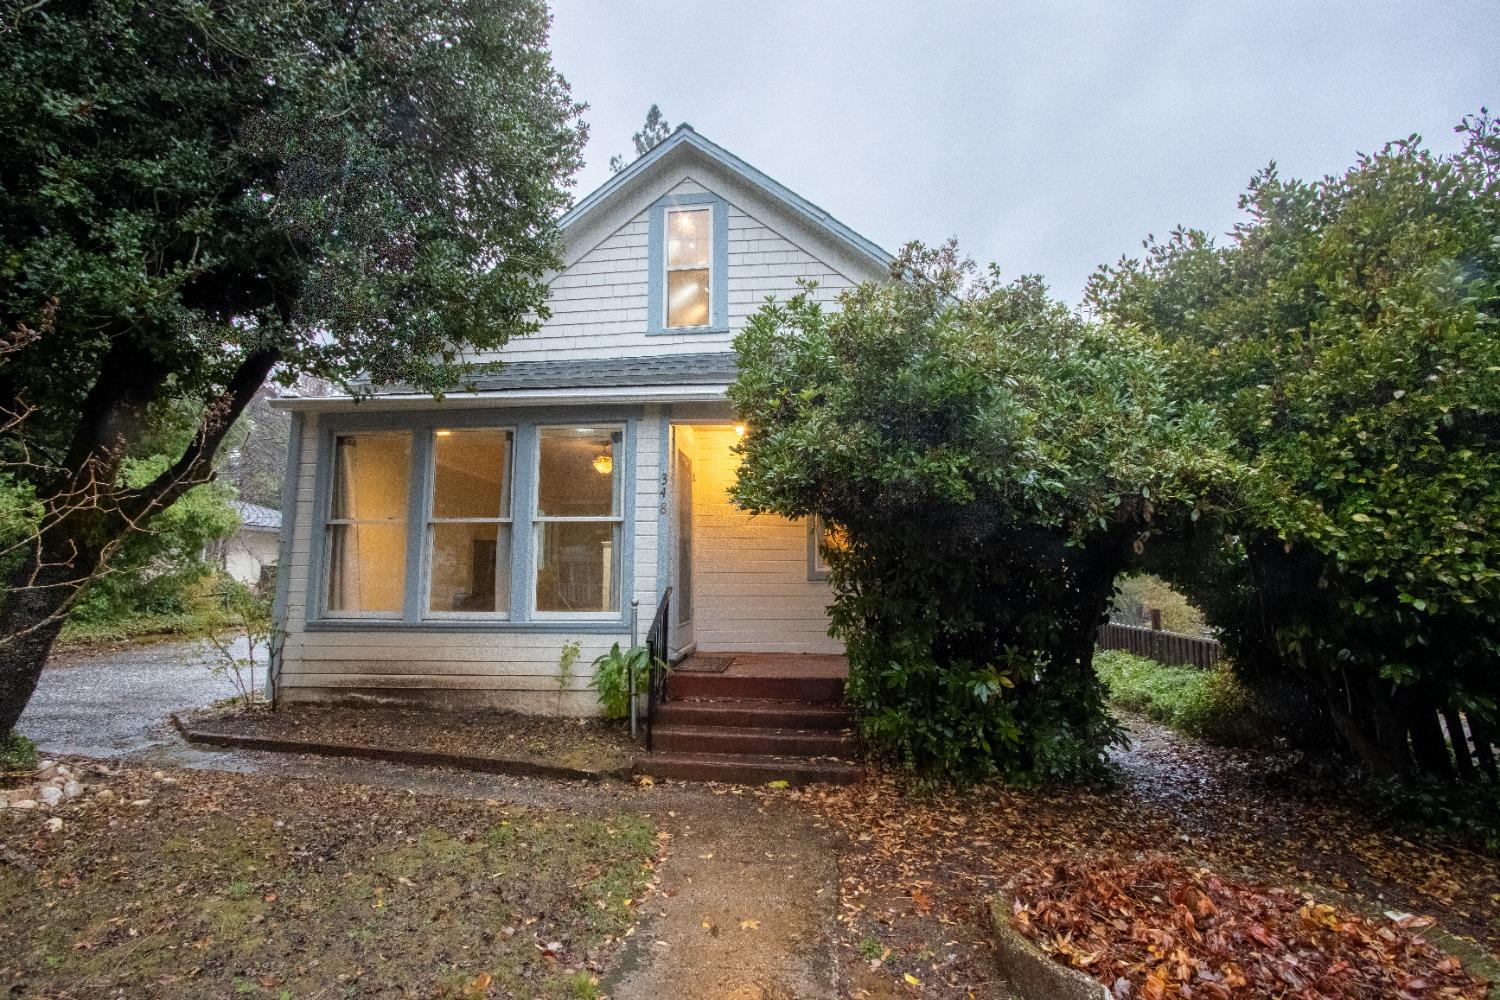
xmin=608 ymin=793 xmax=842 ymax=1000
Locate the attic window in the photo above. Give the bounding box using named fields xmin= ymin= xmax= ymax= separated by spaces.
xmin=664 ymin=207 xmax=712 ymax=328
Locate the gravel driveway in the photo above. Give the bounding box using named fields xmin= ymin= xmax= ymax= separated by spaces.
xmin=18 ymin=637 xmax=258 ymax=758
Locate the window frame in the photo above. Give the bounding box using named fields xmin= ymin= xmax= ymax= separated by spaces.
xmin=530 ymin=423 xmax=627 ymax=621
xmin=421 ymin=426 xmax=516 ymax=621
xmin=663 ymin=206 xmax=713 ymax=330
xmin=646 ymin=192 xmax=729 ymax=335
xmin=320 ymin=429 xmax=414 ymax=620
xmin=808 ymin=515 xmax=836 ymax=582
xmin=305 ymin=411 xmax=637 ymax=632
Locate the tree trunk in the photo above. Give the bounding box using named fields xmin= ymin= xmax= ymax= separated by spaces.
xmin=0 ymin=535 xmax=104 ymax=734
xmin=0 ymin=347 xmax=278 ymax=735
xmin=1442 ymin=705 xmax=1477 ymax=782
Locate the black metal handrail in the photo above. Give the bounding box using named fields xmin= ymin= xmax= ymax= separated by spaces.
xmin=643 ymin=587 xmax=671 ymax=751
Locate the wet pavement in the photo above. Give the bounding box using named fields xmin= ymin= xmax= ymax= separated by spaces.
xmin=18 ymin=637 xmax=257 ymax=757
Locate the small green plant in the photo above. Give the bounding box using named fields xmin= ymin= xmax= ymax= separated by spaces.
xmin=200 ymin=579 xmax=273 ymax=706
xmin=857 ymin=936 xmax=885 ymax=961
xmin=562 ymin=970 xmax=600 ymax=999
xmin=588 ymin=644 xmax=658 ymax=720
xmin=0 ymin=729 xmax=37 ymax=772
xmin=557 ymin=640 xmax=582 ymax=713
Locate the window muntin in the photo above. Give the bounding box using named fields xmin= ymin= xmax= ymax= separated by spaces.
xmin=664 ymin=207 xmax=711 ymax=328
xmin=426 ymin=428 xmax=513 ymax=616
xmin=534 ymin=426 xmax=623 ymax=614
xmin=324 ymin=432 xmax=411 ymax=615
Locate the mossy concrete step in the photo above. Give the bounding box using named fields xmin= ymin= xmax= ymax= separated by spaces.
xmin=634 ymin=751 xmax=861 ymax=786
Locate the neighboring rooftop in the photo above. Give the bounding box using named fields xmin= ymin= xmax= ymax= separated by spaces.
xmin=230 ymin=500 xmax=281 ymax=531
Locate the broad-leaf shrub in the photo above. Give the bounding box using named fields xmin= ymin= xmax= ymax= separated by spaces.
xmin=730 ymin=245 xmax=1228 ymax=783
xmin=1089 ymin=113 xmax=1500 ymax=780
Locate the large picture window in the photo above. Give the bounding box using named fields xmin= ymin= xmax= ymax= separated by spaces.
xmin=426 ymin=428 xmax=513 ymax=615
xmin=324 ymin=432 xmax=411 ymax=615
xmin=664 ymin=206 xmax=711 ymax=328
xmin=534 ymin=426 xmax=622 ymax=615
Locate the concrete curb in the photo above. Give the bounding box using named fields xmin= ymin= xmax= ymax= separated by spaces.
xmin=990 ymin=896 xmax=1110 ymax=1000
xmin=170 ymin=714 xmax=635 ymax=784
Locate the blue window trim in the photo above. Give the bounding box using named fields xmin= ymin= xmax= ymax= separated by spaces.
xmin=305 ymin=406 xmax=639 ymax=632
xmin=646 ymin=192 xmax=729 ymax=335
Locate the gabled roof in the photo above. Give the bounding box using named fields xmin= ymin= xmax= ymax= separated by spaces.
xmin=230 ymin=500 xmax=281 ymax=531
xmin=561 ymin=125 xmax=894 ymax=271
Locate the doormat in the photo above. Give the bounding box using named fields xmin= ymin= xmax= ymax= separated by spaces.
xmin=674 ymin=655 xmax=734 ymax=674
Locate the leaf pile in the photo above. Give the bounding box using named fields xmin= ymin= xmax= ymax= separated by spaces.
xmin=770 ymin=715 xmax=1500 ymax=999
xmin=1010 ymin=855 xmax=1488 ymax=999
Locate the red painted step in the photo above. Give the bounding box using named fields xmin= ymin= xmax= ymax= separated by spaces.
xmin=653 ymin=699 xmax=850 ymax=730
xmin=651 ymin=723 xmax=853 ymax=757
xmin=665 ymin=672 xmax=844 ymax=703
xmin=636 ymin=751 xmax=860 ymax=786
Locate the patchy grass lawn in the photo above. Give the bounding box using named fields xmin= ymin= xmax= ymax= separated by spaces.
xmin=769 ymin=714 xmax=1500 ymax=999
xmin=0 ymin=765 xmax=658 ymax=998
xmin=184 ymin=704 xmax=639 ymax=775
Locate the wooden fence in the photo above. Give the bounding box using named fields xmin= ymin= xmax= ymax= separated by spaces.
xmin=1097 ymin=621 xmax=1222 ymax=669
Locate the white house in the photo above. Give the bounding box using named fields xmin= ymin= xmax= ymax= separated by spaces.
xmin=268 ymin=126 xmax=893 ymax=716
xmin=220 ymin=500 xmax=282 ymax=588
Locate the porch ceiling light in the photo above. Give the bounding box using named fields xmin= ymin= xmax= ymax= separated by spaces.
xmin=734 ymin=423 xmax=747 ymax=438
xmin=591 ymin=451 xmax=613 ymax=475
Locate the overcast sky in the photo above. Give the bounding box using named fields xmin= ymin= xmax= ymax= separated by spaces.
xmin=549 ymin=1 xmax=1497 ymax=303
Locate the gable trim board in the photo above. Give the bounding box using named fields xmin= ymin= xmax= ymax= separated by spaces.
xmin=562 ymin=125 xmax=893 ymax=276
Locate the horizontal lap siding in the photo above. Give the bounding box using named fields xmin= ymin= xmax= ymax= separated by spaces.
xmin=690 ymin=426 xmax=840 ymax=654
xmin=483 ymin=181 xmax=856 ymax=364
xmin=275 ymin=412 xmax=665 ymax=716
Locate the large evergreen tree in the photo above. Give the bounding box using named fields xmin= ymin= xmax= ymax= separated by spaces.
xmin=0 ymin=0 xmax=585 ymax=732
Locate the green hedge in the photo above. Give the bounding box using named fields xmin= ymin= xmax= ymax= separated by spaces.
xmin=1095 ymin=649 xmax=1271 ymax=747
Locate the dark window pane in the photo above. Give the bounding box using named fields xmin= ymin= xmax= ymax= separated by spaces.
xmin=536 ymin=428 xmax=618 ymax=517
xmin=429 ymin=522 xmax=510 ymax=613
xmin=535 ymin=521 xmax=619 ymax=613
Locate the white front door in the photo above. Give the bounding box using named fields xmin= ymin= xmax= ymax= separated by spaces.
xmin=668 ymin=428 xmax=695 ymax=656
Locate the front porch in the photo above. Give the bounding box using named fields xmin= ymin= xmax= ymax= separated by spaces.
xmin=637 ymin=650 xmax=860 ymax=785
